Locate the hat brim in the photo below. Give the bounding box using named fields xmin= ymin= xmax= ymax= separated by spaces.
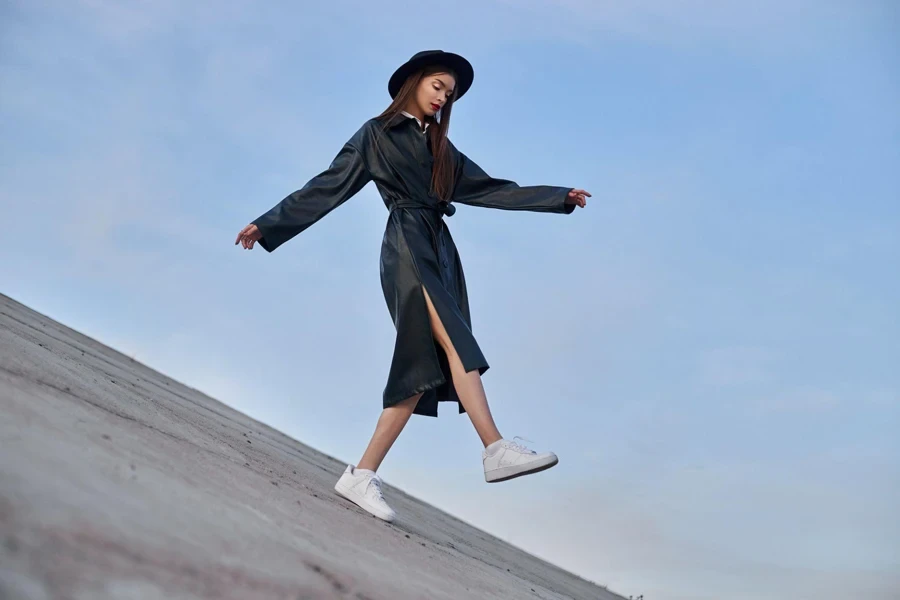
xmin=388 ymin=52 xmax=474 ymax=102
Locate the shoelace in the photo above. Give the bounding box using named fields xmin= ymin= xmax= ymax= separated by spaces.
xmin=506 ymin=436 xmax=537 ymax=454
xmin=367 ymin=475 xmax=386 ymax=500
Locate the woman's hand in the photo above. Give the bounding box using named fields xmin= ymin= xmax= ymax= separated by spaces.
xmin=235 ymin=223 xmax=262 ymax=249
xmin=566 ymin=189 xmax=591 ymax=208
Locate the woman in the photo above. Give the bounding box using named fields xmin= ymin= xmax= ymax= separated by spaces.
xmin=235 ymin=50 xmax=590 ymax=523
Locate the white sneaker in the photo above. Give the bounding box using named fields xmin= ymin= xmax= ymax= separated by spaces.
xmin=334 ymin=465 xmax=396 ymax=522
xmin=483 ymin=437 xmax=559 ymax=483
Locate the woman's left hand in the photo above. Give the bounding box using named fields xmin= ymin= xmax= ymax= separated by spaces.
xmin=566 ymin=189 xmax=591 ymax=208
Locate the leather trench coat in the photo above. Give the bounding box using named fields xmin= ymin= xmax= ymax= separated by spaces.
xmin=252 ymin=112 xmax=575 ymax=417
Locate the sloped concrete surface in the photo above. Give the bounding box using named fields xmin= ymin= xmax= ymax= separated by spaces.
xmin=0 ymin=293 xmax=623 ymax=600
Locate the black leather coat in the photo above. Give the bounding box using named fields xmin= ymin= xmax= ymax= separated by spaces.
xmin=252 ymin=112 xmax=575 ymax=417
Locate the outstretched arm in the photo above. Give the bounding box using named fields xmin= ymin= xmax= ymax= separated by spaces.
xmin=241 ymin=140 xmax=371 ymax=253
xmin=451 ymin=149 xmax=588 ymax=213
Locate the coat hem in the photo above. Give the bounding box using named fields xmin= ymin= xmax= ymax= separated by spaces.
xmin=382 ymin=360 xmax=489 ymax=418
xmin=383 ymin=376 xmax=446 ymax=417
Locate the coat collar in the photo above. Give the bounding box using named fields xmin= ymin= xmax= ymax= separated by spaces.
xmin=385 ymin=110 xmax=430 ymax=133
xmin=401 ymin=110 xmax=429 ymax=132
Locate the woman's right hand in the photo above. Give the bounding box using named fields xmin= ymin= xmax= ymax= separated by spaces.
xmin=235 ymin=223 xmax=262 ymax=249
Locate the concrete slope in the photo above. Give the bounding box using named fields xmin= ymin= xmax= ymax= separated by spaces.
xmin=0 ymin=293 xmax=623 ymax=600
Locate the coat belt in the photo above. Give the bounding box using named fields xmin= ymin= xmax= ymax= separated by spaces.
xmin=390 ymin=200 xmax=456 ymax=217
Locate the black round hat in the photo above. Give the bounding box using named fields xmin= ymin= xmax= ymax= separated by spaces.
xmin=388 ymin=50 xmax=474 ymax=101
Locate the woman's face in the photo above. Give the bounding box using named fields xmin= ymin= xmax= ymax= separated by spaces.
xmin=415 ymin=72 xmax=456 ymax=117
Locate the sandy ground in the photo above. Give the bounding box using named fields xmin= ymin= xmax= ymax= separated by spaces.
xmin=0 ymin=293 xmax=623 ymax=600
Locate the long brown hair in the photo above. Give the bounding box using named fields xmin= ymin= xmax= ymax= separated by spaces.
xmin=376 ymin=65 xmax=457 ymax=202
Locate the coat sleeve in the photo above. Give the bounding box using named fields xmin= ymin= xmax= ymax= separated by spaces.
xmin=451 ymin=148 xmax=575 ymax=214
xmin=252 ymin=141 xmax=371 ymax=252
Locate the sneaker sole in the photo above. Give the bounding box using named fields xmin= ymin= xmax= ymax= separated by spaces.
xmin=333 ymin=481 xmax=396 ymax=522
xmin=485 ymin=454 xmax=559 ymax=483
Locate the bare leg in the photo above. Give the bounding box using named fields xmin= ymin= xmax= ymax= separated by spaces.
xmin=422 ymin=286 xmax=503 ymax=448
xmin=357 ymin=392 xmax=421 ymax=472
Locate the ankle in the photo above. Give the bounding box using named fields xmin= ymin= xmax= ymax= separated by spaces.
xmin=483 ymin=435 xmax=503 ymax=449
xmin=484 ymin=438 xmax=504 ymax=456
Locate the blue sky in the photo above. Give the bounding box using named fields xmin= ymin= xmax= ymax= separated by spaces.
xmin=2 ymin=1 xmax=898 ymax=599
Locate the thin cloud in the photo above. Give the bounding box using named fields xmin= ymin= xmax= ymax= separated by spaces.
xmin=696 ymin=345 xmax=779 ymax=387
xmin=498 ymin=0 xmax=885 ymax=56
